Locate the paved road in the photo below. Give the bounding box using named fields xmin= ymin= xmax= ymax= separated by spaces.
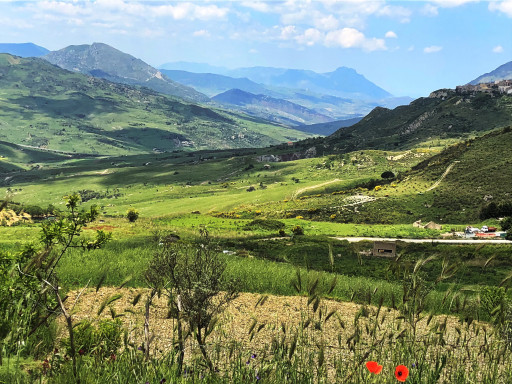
xmin=332 ymin=237 xmax=512 ymax=244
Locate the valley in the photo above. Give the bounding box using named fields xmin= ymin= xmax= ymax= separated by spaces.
xmin=1 ymin=40 xmax=512 ymax=384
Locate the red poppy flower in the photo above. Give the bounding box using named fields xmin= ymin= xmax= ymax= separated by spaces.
xmin=395 ymin=365 xmax=409 ymax=382
xmin=366 ymin=361 xmax=383 ymax=374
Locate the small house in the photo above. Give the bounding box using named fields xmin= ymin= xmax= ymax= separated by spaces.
xmin=373 ymin=241 xmax=396 ymax=257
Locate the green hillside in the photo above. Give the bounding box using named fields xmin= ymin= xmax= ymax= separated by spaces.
xmin=0 ymin=54 xmax=311 ymax=155
xmin=317 ymin=126 xmax=512 ymax=224
xmin=324 ymin=89 xmax=512 ymax=153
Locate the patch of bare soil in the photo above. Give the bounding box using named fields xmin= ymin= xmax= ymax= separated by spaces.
xmin=64 ymin=287 xmax=486 ymax=367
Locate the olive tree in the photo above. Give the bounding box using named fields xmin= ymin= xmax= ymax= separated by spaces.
xmin=146 ymin=228 xmax=238 ymax=373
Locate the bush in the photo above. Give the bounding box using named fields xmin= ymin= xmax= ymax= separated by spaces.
xmin=126 ymin=208 xmax=139 ymax=222
xmin=291 ymin=225 xmax=304 ymax=236
xmin=501 ymin=217 xmax=512 ymax=232
xmin=381 ymin=171 xmax=395 ymax=179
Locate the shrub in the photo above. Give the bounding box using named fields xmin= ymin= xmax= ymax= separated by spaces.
xmin=292 ymin=225 xmax=304 ymax=236
xmin=501 ymin=217 xmax=512 ymax=232
xmin=126 ymin=208 xmax=139 ymax=222
xmin=381 ymin=171 xmax=395 ymax=179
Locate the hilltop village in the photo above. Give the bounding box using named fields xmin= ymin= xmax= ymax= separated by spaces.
xmin=456 ymin=80 xmax=512 ymax=95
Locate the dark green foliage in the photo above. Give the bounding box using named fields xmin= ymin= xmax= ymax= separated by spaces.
xmin=76 ymin=189 xmax=122 ymax=202
xmin=291 ymin=225 xmax=304 ymax=236
xmin=480 ymin=201 xmax=512 ymax=220
xmin=502 ymin=217 xmax=512 ymax=231
xmin=380 ymin=170 xmax=395 ymax=179
xmin=126 ymin=208 xmax=139 ymax=223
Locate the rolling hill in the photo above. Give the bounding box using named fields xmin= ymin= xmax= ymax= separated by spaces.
xmin=43 ymin=43 xmax=209 ymax=103
xmin=322 ymin=89 xmax=512 ymax=153
xmin=212 ymin=89 xmax=332 ymax=126
xmin=340 ymin=126 xmax=512 ymax=224
xmin=0 ymin=53 xmax=311 ymax=155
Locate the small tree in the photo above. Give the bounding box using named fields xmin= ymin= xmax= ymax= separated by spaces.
xmin=126 ymin=208 xmax=139 ymax=222
xmin=146 ymin=229 xmax=238 ymax=372
xmin=16 ymin=194 xmax=111 ymax=383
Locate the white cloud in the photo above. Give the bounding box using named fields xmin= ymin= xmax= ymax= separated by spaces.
xmin=248 ymin=48 xmax=259 ymax=54
xmin=376 ymin=5 xmax=411 ymax=23
xmin=385 ymin=30 xmax=397 ymax=38
xmin=315 ymin=14 xmax=339 ymax=31
xmin=325 ymin=27 xmax=386 ymax=51
xmin=192 ymin=29 xmax=210 ymax=38
xmin=424 ymin=45 xmax=443 ymax=53
xmin=422 ymin=4 xmax=439 ymax=16
xmin=37 ymin=1 xmax=88 ymax=16
xmin=151 ymin=3 xmax=228 ymax=21
xmin=296 ymin=28 xmax=324 ymax=46
xmin=430 ymin=0 xmax=479 ymax=7
xmin=280 ymin=25 xmax=298 ymax=40
xmin=493 ymin=45 xmax=504 ymax=53
xmin=240 ymin=1 xmax=270 ymax=13
xmin=489 ymin=0 xmax=512 ymax=17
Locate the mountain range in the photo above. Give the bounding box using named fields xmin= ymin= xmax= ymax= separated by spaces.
xmin=212 ymin=89 xmax=332 ymax=126
xmin=41 ymin=43 xmax=405 ymax=126
xmin=160 ymin=62 xmax=392 ymax=100
xmin=161 ymin=65 xmax=410 ymax=124
xmin=0 ymin=53 xmax=311 ymax=155
xmin=43 ymin=43 xmax=209 ymax=103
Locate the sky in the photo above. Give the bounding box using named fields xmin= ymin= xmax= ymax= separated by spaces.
xmin=1 ymin=0 xmax=511 ymax=97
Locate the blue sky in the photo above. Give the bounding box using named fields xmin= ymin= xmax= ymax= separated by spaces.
xmin=1 ymin=0 xmax=511 ymax=97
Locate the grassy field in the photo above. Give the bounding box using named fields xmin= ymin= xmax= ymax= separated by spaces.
xmin=1 ymin=115 xmax=512 ymax=382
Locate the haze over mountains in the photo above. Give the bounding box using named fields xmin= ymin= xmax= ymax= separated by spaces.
xmin=161 ymin=63 xmax=410 ymax=126
xmin=1 ymin=42 xmax=415 ymax=130
xmin=0 ymin=43 xmax=49 ymax=58
xmin=1 ymin=41 xmax=511 ymax=146
xmin=0 ymin=53 xmax=310 ymax=155
xmin=43 ymin=43 xmax=209 ymax=103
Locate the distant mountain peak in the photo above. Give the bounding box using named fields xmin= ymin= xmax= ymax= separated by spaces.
xmin=43 ymin=43 xmax=209 ymax=102
xmin=0 ymin=42 xmax=49 ymax=58
xmin=469 ymin=60 xmax=512 ymax=85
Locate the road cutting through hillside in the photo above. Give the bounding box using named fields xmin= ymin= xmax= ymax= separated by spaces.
xmin=426 ymin=161 xmax=459 ymax=191
xmin=291 ymin=178 xmax=341 ymax=200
